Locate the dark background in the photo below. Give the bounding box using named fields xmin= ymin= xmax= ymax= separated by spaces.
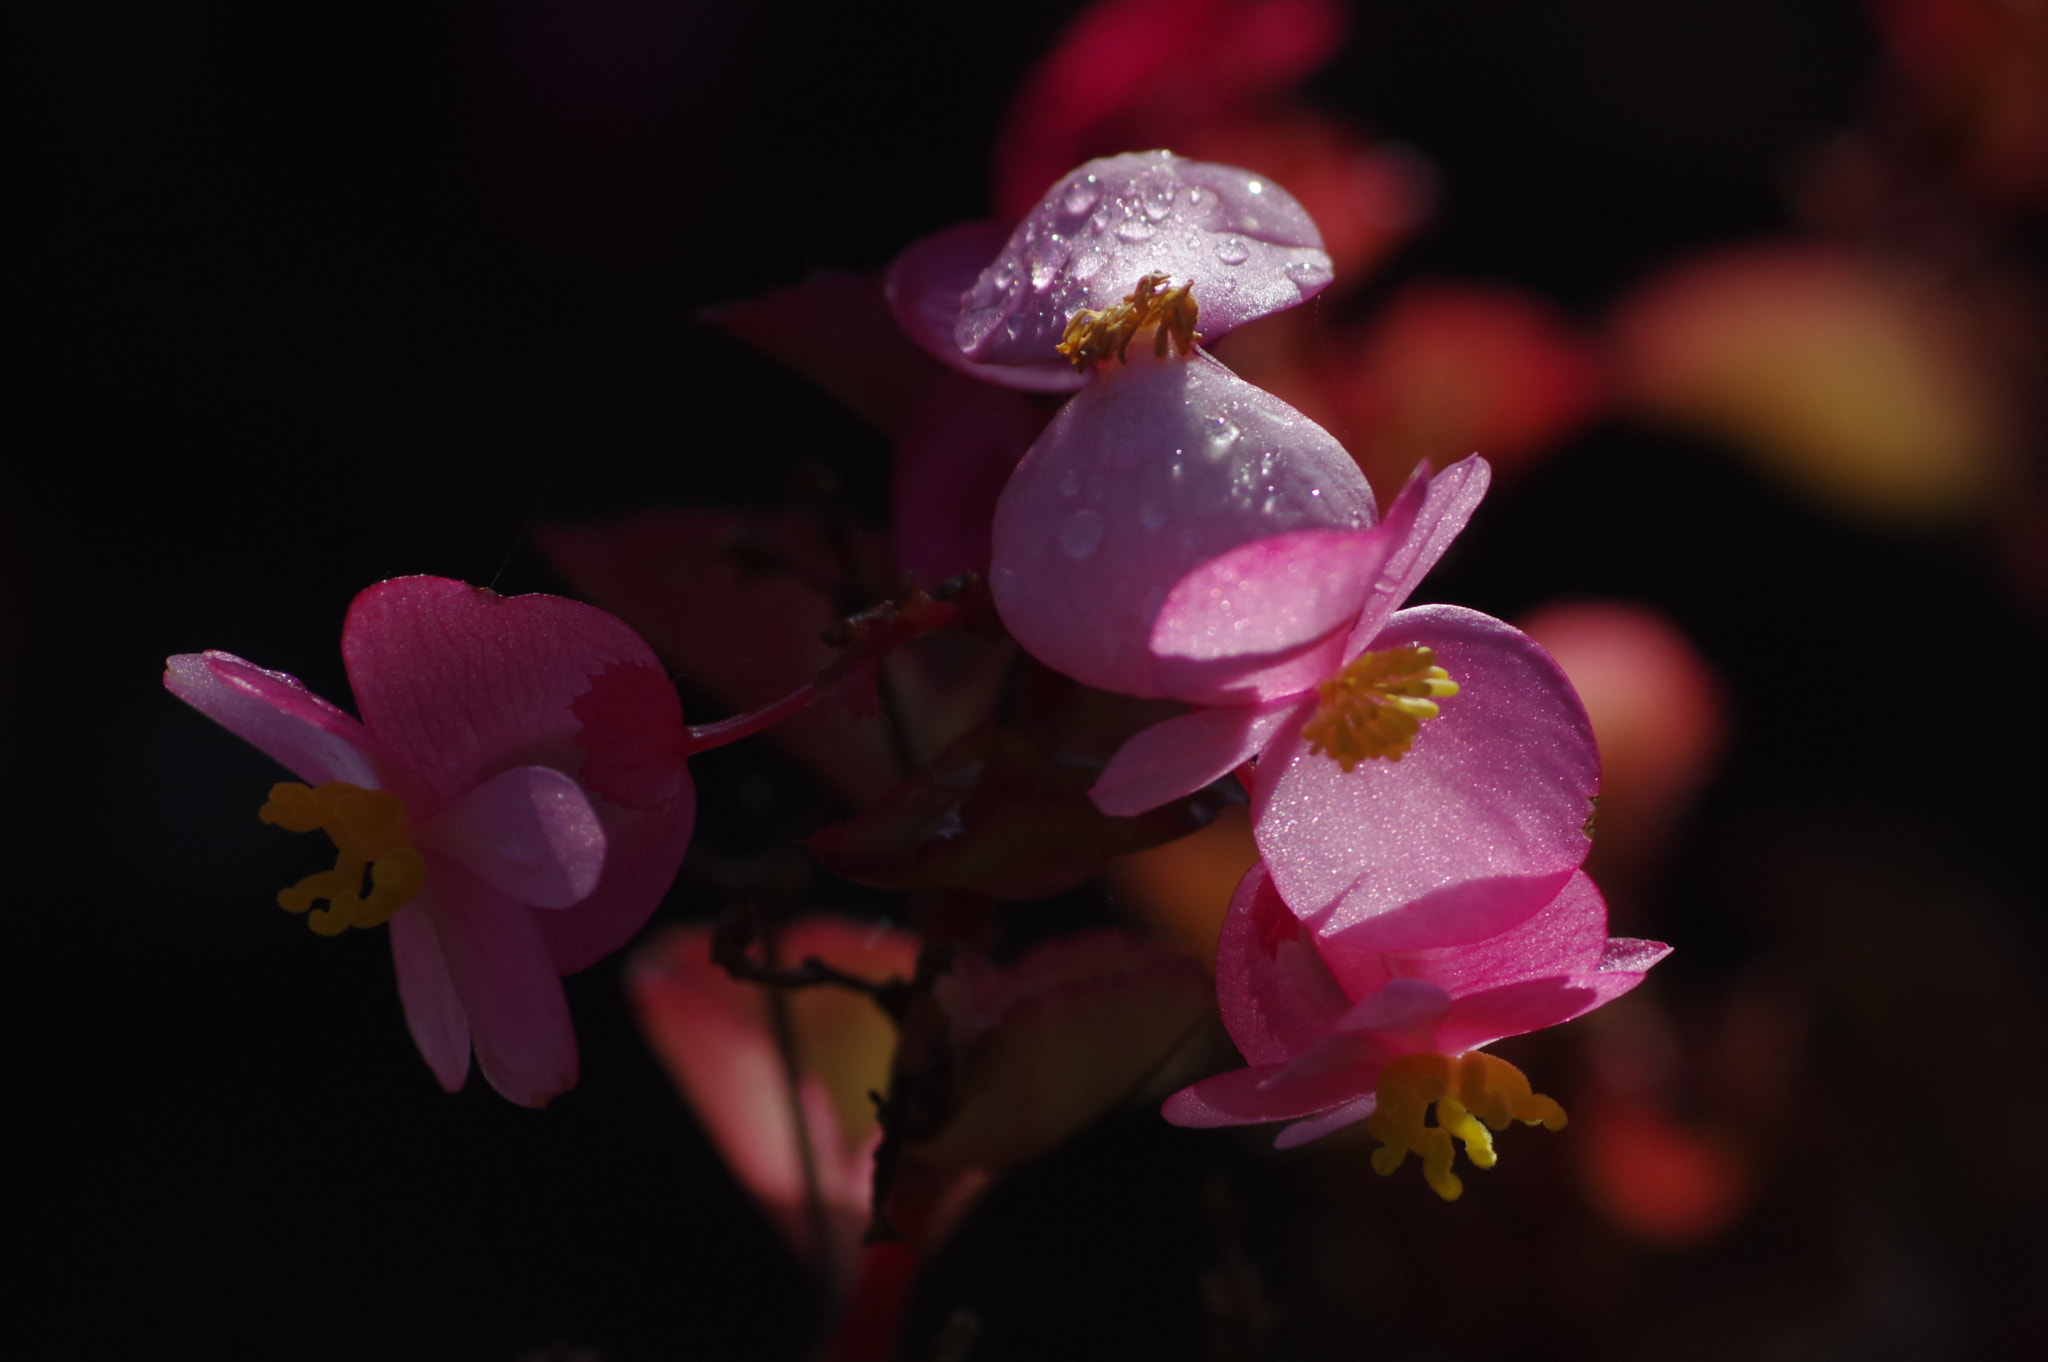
xmin=13 ymin=2 xmax=2046 ymax=1359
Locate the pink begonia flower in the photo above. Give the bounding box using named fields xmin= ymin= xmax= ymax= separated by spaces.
xmin=1164 ymin=860 xmax=1668 ymax=1198
xmin=889 ymin=152 xmax=1333 ymax=378
xmin=164 ymin=576 xmax=699 ymax=1106
xmin=1088 ymin=455 xmax=1599 ymax=951
xmin=990 ymin=347 xmax=1376 ymax=697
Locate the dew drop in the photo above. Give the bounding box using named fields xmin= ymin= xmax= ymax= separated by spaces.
xmin=1246 ymin=180 xmax=1266 ymax=195
xmin=1030 ymin=258 xmax=1058 ymax=291
xmin=1284 ymin=259 xmax=1331 ymax=288
xmin=1143 ymin=190 xmax=1173 ymax=222
xmin=1139 ymin=501 xmax=1168 ymax=530
xmin=1058 ymin=468 xmax=1082 ymax=497
xmin=1060 ymin=509 xmax=1105 ymax=560
xmin=1062 ymin=176 xmax=1101 ymax=216
xmin=1070 ymin=248 xmax=1106 ymax=281
xmin=1203 ymin=417 xmax=1242 ymax=459
xmin=1213 ymin=235 xmax=1251 ymax=265
xmin=1089 ymin=208 xmax=1111 ymax=235
xmin=1113 ymin=218 xmax=1154 ymax=243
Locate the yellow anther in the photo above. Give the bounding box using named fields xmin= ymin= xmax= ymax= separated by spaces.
xmin=1300 ymin=645 xmax=1458 ymax=771
xmin=1366 ymin=1051 xmax=1568 ymax=1201
xmin=259 ymin=782 xmax=424 ymax=935
xmin=1055 ymin=272 xmax=1200 ymax=369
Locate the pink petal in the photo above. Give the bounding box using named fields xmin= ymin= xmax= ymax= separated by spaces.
xmin=421 ymin=765 xmax=607 ymax=910
xmin=1148 ymin=525 xmax=1402 ymax=703
xmin=1254 ymin=604 xmax=1599 ymax=949
xmin=960 ymin=151 xmax=1334 ymax=366
xmin=1431 ymin=978 xmax=1602 ymax=1056
xmin=884 ymin=222 xmax=1087 ymax=393
xmin=1346 ymin=455 xmax=1492 ymax=648
xmin=893 ymin=371 xmax=1052 ymax=589
xmin=424 ymin=854 xmax=579 ymax=1107
xmin=1264 ymin=977 xmax=1449 ymax=1087
xmin=1089 ymin=697 xmax=1305 ymax=817
xmin=165 ymin=651 xmax=384 ymax=790
xmin=1273 ymin=1093 xmax=1377 ymax=1150
xmin=537 ymin=785 xmax=694 ymax=976
xmin=990 ymin=350 xmax=1374 ymax=697
xmin=1161 ymin=1060 xmax=1369 ymax=1128
xmin=1212 ymin=861 xmax=1350 ymax=1065
xmin=1359 ymin=868 xmax=1610 ymax=999
xmin=390 ymin=903 xmax=472 ymax=1093
xmin=341 ymin=576 xmax=677 ymax=802
xmin=1600 ymin=938 xmax=1674 ymax=974
xmin=535 ymin=653 xmax=696 ymax=973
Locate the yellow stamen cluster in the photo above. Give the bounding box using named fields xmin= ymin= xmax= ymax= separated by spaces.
xmin=259 ymin=781 xmax=425 ymax=935
xmin=1367 ymin=1051 xmax=1567 ymax=1201
xmin=1055 ymin=272 xmax=1200 ymax=369
xmin=1300 ymin=645 xmax=1458 ymax=770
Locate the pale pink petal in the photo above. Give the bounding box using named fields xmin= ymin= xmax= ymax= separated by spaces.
xmin=893 ymin=371 xmax=1051 ymax=589
xmin=1600 ymin=938 xmax=1674 ymax=974
xmin=537 ymin=788 xmax=694 ymax=976
xmin=1264 ymin=977 xmax=1449 ymax=1087
xmin=1212 ymin=862 xmax=1350 ymax=1065
xmin=341 ymin=576 xmax=679 ymax=801
xmin=885 ymin=222 xmax=1086 ymax=393
xmin=1346 ymin=455 xmax=1492 ymax=648
xmin=422 ymin=765 xmax=607 ymax=910
xmin=1432 ymin=979 xmax=1601 ymax=1056
xmin=390 ymin=902 xmax=472 ymax=1093
xmin=960 ymin=151 xmax=1334 ymax=366
xmin=538 ymin=656 xmax=695 ymax=974
xmin=165 ymin=652 xmax=384 ymax=790
xmin=1366 ymin=868 xmax=1609 ymax=998
xmin=1273 ymin=1093 xmax=1377 ymax=1149
xmin=1148 ymin=525 xmax=1401 ymax=703
xmin=1254 ymin=604 xmax=1598 ymax=948
xmin=1161 ymin=1060 xmax=1369 ymax=1128
xmin=424 ymin=854 xmax=578 ymax=1107
xmin=991 ymin=350 xmax=1374 ymax=696
xmin=1090 ymin=697 xmax=1305 ymax=817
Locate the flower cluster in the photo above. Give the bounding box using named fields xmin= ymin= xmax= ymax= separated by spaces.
xmin=167 ymin=151 xmax=1661 ymax=1226
xmin=891 ymin=148 xmax=1667 ymax=1193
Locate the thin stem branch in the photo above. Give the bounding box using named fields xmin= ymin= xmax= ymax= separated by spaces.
xmin=684 ymin=683 xmax=818 ymax=754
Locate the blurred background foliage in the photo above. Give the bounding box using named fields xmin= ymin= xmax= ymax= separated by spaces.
xmin=12 ymin=1 xmax=2048 ymax=1358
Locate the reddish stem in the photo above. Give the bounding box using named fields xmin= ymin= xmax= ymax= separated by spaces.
xmin=683 ymin=683 xmax=818 ymax=755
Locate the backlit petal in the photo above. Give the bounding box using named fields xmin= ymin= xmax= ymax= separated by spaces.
xmin=1255 ymin=604 xmax=1598 ymax=948
xmin=1090 ymin=697 xmax=1305 ymax=817
xmin=423 ymin=765 xmax=607 ymax=910
xmin=165 ymin=651 xmax=384 ymax=790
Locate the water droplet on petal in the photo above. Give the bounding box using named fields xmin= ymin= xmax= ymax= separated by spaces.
xmin=1139 ymin=501 xmax=1168 ymax=529
xmin=1213 ymin=235 xmax=1251 ymax=266
xmin=1070 ymin=248 xmax=1106 ymax=281
xmin=1058 ymin=468 xmax=1082 ymax=497
xmin=1284 ymin=259 xmax=1331 ymax=288
xmin=1060 ymin=509 xmax=1105 ymax=560
xmin=1113 ymin=218 xmax=1154 ymax=243
xmin=1204 ymin=418 xmax=1242 ymax=459
xmin=1030 ymin=258 xmax=1058 ymax=291
xmin=1246 ymin=181 xmax=1266 ymax=195
xmin=1062 ymin=176 xmax=1101 ymax=216
xmin=1089 ymin=208 xmax=1111 ymax=235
